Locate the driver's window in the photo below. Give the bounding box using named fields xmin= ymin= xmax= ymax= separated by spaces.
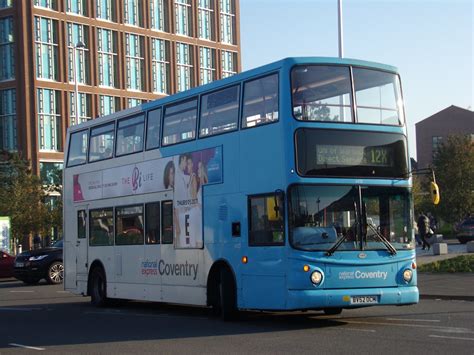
xmin=248 ymin=193 xmax=284 ymax=246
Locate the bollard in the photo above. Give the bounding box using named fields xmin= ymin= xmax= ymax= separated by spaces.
xmin=467 ymin=241 xmax=474 ymax=253
xmin=432 ymin=243 xmax=448 ymax=255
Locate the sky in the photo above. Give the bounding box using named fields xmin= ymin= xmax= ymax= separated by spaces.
xmin=239 ymin=0 xmax=473 ymax=159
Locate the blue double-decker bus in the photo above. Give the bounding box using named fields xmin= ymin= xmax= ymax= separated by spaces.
xmin=64 ymin=57 xmax=417 ymax=319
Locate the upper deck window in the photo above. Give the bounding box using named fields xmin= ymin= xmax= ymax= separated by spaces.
xmin=242 ymin=73 xmax=279 ymax=128
xmin=162 ymin=98 xmax=197 ymax=146
xmin=116 ymin=114 xmax=144 ymax=156
xmin=353 ymin=68 xmax=404 ymax=125
xmin=67 ymin=130 xmax=88 ymax=167
xmin=292 ymin=66 xmax=352 ymax=123
xmin=146 ymin=107 xmax=161 ymax=150
xmin=89 ymin=122 xmax=115 ymax=162
xmin=291 ymin=65 xmax=404 ymax=126
xmin=200 ymin=84 xmax=239 ymax=137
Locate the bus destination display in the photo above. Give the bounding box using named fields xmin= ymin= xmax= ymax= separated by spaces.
xmin=316 ymin=145 xmax=393 ymax=167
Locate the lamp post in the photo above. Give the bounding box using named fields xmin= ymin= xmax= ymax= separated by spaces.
xmin=72 ymin=41 xmax=86 ymax=124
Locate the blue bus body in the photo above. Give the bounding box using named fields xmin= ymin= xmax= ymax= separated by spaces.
xmin=64 ymin=57 xmax=417 ymax=313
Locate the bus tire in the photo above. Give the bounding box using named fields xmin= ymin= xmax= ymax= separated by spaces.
xmin=323 ymin=308 xmax=342 ymax=315
xmin=90 ymin=267 xmax=108 ymax=307
xmin=218 ymin=268 xmax=238 ymax=321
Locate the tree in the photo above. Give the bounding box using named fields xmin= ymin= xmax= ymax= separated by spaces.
xmin=432 ymin=135 xmax=474 ymax=224
xmin=0 ymin=151 xmax=60 ymax=250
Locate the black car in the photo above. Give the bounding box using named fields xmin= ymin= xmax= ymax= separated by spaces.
xmin=13 ymin=239 xmax=63 ymax=285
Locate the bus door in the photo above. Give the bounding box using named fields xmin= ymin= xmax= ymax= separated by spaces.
xmin=65 ymin=207 xmax=88 ymax=291
xmin=242 ymin=193 xmax=287 ymax=309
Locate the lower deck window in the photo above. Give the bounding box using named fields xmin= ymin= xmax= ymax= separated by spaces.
xmin=115 ymin=205 xmax=144 ymax=245
xmin=248 ymin=193 xmax=285 ymax=246
xmin=161 ymin=200 xmax=173 ymax=244
xmin=90 ymin=208 xmax=114 ymax=246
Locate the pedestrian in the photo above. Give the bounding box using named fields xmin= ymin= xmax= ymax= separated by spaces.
xmin=417 ymin=212 xmax=431 ymax=250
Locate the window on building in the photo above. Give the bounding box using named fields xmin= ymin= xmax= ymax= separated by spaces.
xmin=34 ymin=17 xmax=59 ymax=81
xmin=116 ymin=114 xmax=144 ymax=156
xmin=125 ymin=33 xmax=145 ymax=91
xmin=116 ymin=205 xmax=144 ymax=245
xmin=89 ymin=122 xmax=115 ymax=162
xmin=248 ymin=193 xmax=285 ymax=246
xmin=175 ymin=0 xmax=192 ymax=36
xmin=0 ymin=17 xmax=14 ymax=81
xmin=90 ymin=208 xmax=114 ymax=246
xmin=39 ymin=161 xmax=63 ymax=185
xmin=0 ymin=0 xmax=13 ymax=9
xmin=220 ymin=0 xmax=235 ymax=44
xmin=161 ymin=200 xmax=173 ymax=244
xmin=150 ymin=0 xmax=169 ymax=32
xmin=66 ymin=0 xmax=88 ymax=16
xmin=99 ymin=95 xmax=121 ymax=116
xmin=198 ymin=0 xmax=214 ymax=40
xmin=151 ymin=38 xmax=170 ymax=94
xmin=69 ymin=92 xmax=92 ymax=126
xmin=0 ymin=88 xmax=16 ymax=151
xmin=67 ymin=23 xmax=90 ymax=84
xmin=127 ymin=98 xmax=146 ymax=108
xmin=97 ymin=28 xmax=118 ymax=88
xmin=97 ymin=0 xmax=117 ymax=22
xmin=124 ymin=0 xmax=144 ymax=27
xmin=242 ymin=74 xmax=279 ymax=128
xmin=67 ymin=129 xmax=88 ymax=167
xmin=200 ymin=84 xmax=239 ymax=137
xmin=145 ymin=202 xmax=160 ymax=244
xmin=162 ymin=98 xmax=197 ymax=145
xmin=199 ymin=47 xmax=216 ymax=85
xmin=146 ymin=107 xmax=161 ymax=150
xmin=176 ymin=42 xmax=194 ymax=92
xmin=221 ymin=50 xmax=237 ymax=78
xmin=37 ymin=88 xmax=61 ymax=151
xmin=432 ymin=136 xmax=443 ymax=157
xmin=33 ymin=0 xmax=58 ymax=10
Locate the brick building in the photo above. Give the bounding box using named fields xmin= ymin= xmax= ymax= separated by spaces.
xmin=0 ymin=0 xmax=241 ymax=180
xmin=415 ymin=105 xmax=473 ymax=168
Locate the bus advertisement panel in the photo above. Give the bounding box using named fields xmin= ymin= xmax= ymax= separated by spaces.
xmin=73 ymin=147 xmax=222 ymax=248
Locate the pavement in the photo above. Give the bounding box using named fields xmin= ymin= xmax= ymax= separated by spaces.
xmin=415 ymin=240 xmax=474 ymax=301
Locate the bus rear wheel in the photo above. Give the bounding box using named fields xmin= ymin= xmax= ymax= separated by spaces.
xmin=215 ymin=268 xmax=238 ymax=321
xmin=90 ymin=267 xmax=108 ymax=307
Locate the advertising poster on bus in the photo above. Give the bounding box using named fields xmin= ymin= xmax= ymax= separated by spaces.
xmin=73 ymin=147 xmax=222 ymax=248
xmin=0 ymin=217 xmax=11 ymax=253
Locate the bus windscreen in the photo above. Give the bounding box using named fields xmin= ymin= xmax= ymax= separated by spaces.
xmin=295 ymin=128 xmax=408 ymax=178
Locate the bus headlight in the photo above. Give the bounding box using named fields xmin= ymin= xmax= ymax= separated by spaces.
xmin=403 ymin=269 xmax=413 ymax=282
xmin=311 ymin=270 xmax=323 ymax=285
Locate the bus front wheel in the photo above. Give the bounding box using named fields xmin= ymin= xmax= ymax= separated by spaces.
xmin=90 ymin=267 xmax=108 ymax=307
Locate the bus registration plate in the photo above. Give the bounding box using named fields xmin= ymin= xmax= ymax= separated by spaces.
xmin=350 ymin=296 xmax=378 ymax=304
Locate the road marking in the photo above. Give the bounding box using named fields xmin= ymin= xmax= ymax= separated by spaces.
xmin=429 ymin=335 xmax=474 ymax=341
xmin=385 ymin=318 xmax=441 ymax=322
xmin=343 ymin=319 xmax=473 ymax=334
xmin=9 ymin=290 xmax=34 ymax=293
xmin=9 ymin=343 xmax=45 ymax=351
xmin=344 ymin=328 xmax=376 ymax=333
xmin=84 ymin=310 xmax=208 ymax=320
xmin=0 ymin=307 xmax=43 ymax=312
xmin=56 ymin=291 xmax=70 ymax=293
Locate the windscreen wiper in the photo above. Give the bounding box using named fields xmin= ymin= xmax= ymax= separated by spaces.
xmin=326 ymin=201 xmax=358 ymax=256
xmin=366 ymin=223 xmax=397 ymax=255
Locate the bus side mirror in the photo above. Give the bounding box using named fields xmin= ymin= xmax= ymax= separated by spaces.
xmin=430 ymin=181 xmax=440 ymax=205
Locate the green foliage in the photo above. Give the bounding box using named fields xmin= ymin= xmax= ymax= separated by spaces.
xmin=418 ymin=255 xmax=474 ymax=273
xmin=432 ymin=135 xmax=474 ymax=224
xmin=412 ymin=174 xmax=433 ymax=216
xmin=0 ymin=151 xmax=62 ymax=245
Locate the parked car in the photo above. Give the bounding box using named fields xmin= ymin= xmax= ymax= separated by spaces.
xmin=13 ymin=239 xmax=63 ymax=284
xmin=456 ymin=217 xmax=474 ymax=244
xmin=0 ymin=250 xmax=15 ymax=278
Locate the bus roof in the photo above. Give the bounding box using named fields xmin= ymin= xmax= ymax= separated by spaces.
xmin=67 ymin=56 xmax=399 ymax=133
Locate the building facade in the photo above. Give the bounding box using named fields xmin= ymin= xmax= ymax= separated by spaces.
xmin=415 ymin=105 xmax=474 ymax=168
xmin=0 ymin=0 xmax=241 ymax=178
